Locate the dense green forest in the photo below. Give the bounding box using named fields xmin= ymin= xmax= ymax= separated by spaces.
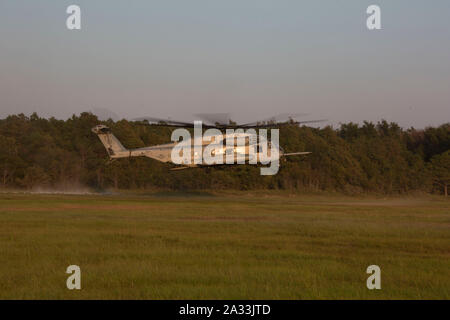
xmin=0 ymin=113 xmax=449 ymax=195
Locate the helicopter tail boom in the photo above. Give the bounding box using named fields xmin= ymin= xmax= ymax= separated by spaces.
xmin=91 ymin=125 xmax=129 ymax=158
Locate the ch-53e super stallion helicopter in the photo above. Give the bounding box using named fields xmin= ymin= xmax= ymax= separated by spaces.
xmin=92 ymin=114 xmax=323 ymax=171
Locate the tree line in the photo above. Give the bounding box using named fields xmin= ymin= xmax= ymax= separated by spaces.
xmin=0 ymin=113 xmax=448 ymax=195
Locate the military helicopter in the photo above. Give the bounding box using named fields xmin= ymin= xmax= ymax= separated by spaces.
xmin=91 ymin=114 xmax=323 ymax=170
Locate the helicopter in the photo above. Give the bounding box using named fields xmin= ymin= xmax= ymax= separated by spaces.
xmin=91 ymin=114 xmax=323 ymax=171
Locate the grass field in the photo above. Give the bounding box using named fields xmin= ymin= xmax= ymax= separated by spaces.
xmin=0 ymin=192 xmax=449 ymax=299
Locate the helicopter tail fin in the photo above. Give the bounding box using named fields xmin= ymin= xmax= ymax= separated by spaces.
xmin=92 ymin=125 xmax=129 ymax=158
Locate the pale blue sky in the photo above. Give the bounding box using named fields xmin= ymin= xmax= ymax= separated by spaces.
xmin=0 ymin=1 xmax=449 ymax=128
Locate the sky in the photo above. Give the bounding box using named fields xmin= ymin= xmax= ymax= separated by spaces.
xmin=0 ymin=0 xmax=449 ymax=128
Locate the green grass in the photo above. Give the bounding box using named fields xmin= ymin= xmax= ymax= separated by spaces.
xmin=0 ymin=192 xmax=449 ymax=299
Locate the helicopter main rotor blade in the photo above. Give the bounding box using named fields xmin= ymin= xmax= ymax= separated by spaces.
xmin=132 ymin=117 xmax=197 ymax=128
xmin=133 ymin=114 xmax=326 ymax=129
xmin=240 ymin=119 xmax=327 ymax=128
xmin=133 ymin=115 xmax=231 ymax=128
xmin=238 ymin=113 xmax=308 ymax=127
xmin=193 ymin=113 xmax=232 ymax=126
